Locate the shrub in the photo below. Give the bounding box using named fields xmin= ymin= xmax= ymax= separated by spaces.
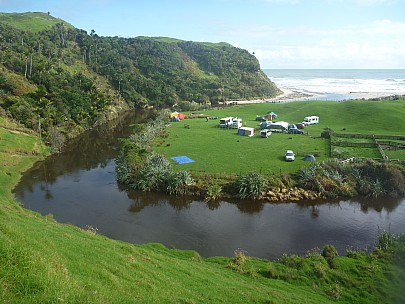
xmin=376 ymin=231 xmax=397 ymax=251
xmin=166 ymin=170 xmax=194 ymax=196
xmin=280 ymin=254 xmax=304 ymax=270
xmin=236 ymin=172 xmax=267 ymax=199
xmin=228 ymin=249 xmax=247 ymax=273
xmin=295 ymin=163 xmax=320 ymax=189
xmin=326 ymin=283 xmax=343 ymax=300
xmin=137 ymin=153 xmax=172 ymax=192
xmin=314 ymin=262 xmax=328 ymax=279
xmin=204 ymin=181 xmax=223 ymax=201
xmin=322 ymin=244 xmax=338 ymax=268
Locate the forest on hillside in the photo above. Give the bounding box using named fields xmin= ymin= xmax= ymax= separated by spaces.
xmin=0 ymin=13 xmax=280 ymax=148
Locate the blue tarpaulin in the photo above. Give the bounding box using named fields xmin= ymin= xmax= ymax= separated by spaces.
xmin=171 ymin=156 xmax=195 ymax=164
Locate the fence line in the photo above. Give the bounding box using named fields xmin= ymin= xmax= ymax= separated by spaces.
xmin=333 ymin=133 xmax=405 ymax=140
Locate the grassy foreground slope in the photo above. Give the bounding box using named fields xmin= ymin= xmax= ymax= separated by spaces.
xmin=1 ymin=118 xmax=405 ymax=303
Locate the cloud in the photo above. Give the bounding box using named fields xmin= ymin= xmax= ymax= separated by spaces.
xmin=229 ymin=18 xmax=405 ymax=68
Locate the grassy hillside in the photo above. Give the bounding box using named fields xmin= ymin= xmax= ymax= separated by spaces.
xmin=2 ymin=116 xmax=405 ymax=303
xmin=0 ymin=11 xmax=281 ymax=147
xmin=0 ymin=12 xmax=74 ymax=32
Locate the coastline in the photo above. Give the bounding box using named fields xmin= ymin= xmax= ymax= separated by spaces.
xmin=227 ymin=88 xmax=318 ymax=105
xmin=228 ymin=88 xmax=405 ymax=105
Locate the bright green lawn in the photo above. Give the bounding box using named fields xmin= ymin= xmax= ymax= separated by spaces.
xmin=154 ymin=99 xmax=405 ymax=175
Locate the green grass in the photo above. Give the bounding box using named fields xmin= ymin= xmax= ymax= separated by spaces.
xmin=154 ymin=99 xmax=405 ymax=175
xmin=2 ymin=110 xmax=405 ymax=303
xmin=0 ymin=12 xmax=74 ymax=32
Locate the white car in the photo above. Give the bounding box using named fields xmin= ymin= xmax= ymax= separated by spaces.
xmin=260 ymin=129 xmax=272 ymax=138
xmin=285 ymin=150 xmax=295 ymax=162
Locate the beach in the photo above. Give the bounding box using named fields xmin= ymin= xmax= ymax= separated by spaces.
xmin=230 ymin=89 xmax=404 ymax=105
xmin=229 ymin=88 xmax=319 ymax=105
xmin=230 ymin=69 xmax=405 ymax=105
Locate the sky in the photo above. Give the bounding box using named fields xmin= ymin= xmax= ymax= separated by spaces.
xmin=1 ymin=0 xmax=405 ymax=69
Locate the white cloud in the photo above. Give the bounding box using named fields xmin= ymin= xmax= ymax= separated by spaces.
xmin=232 ymin=19 xmax=405 ymax=68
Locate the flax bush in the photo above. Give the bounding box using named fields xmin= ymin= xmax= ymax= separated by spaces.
xmin=204 ymin=181 xmax=223 ymax=201
xmin=137 ymin=153 xmax=171 ymax=192
xmin=236 ymin=172 xmax=267 ymax=199
xmin=166 ymin=170 xmax=194 ymax=196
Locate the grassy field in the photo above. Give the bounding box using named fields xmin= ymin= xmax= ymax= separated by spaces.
xmin=0 ymin=12 xmax=74 ymax=32
xmin=153 ymin=99 xmax=405 ymax=175
xmin=1 ymin=114 xmax=405 ymax=303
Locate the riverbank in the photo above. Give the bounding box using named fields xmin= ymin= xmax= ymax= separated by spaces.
xmin=2 ymin=118 xmax=405 ymax=303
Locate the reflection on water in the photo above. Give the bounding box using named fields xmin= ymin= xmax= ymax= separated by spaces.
xmin=13 ymin=110 xmax=405 ymax=259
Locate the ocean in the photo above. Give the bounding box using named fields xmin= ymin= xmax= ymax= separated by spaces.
xmin=264 ymin=69 xmax=405 ymax=101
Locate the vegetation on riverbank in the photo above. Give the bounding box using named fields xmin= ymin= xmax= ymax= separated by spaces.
xmin=1 ymin=119 xmax=405 ymax=303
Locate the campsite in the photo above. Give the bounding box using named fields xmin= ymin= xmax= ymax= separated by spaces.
xmin=154 ymin=100 xmax=405 ymax=176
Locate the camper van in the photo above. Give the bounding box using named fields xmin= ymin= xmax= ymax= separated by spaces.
xmin=267 ymin=121 xmax=289 ymax=133
xmin=303 ymin=116 xmax=319 ymax=125
xmin=231 ymin=117 xmax=242 ymax=129
xmin=219 ymin=117 xmax=242 ymax=128
xmin=219 ymin=117 xmax=234 ymax=128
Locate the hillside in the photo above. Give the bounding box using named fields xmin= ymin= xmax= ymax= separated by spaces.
xmin=0 ymin=12 xmax=281 ymax=148
xmin=0 ymin=12 xmax=74 ymax=32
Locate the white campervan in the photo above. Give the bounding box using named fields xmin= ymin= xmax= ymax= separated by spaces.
xmin=219 ymin=117 xmax=234 ymax=128
xmin=303 ymin=116 xmax=319 ymax=125
xmin=231 ymin=117 xmax=242 ymax=129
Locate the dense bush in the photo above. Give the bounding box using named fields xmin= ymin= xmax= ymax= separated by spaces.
xmin=116 ymin=110 xmax=193 ymax=196
xmin=0 ymin=18 xmax=280 ymax=146
xmin=295 ymin=159 xmax=405 ymax=199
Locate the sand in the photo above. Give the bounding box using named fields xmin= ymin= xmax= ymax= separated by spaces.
xmin=226 ymin=88 xmax=404 ymax=105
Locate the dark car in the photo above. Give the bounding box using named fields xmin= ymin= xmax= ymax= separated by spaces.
xmin=288 ymin=128 xmax=304 ymax=134
xmin=295 ymin=123 xmax=305 ymax=129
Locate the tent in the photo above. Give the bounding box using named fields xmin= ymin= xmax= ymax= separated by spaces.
xmin=238 ymin=127 xmax=255 ymax=137
xmin=266 ymin=111 xmax=277 ymax=120
xmin=169 ymin=111 xmax=186 ymax=121
xmin=303 ymin=154 xmax=316 ymax=161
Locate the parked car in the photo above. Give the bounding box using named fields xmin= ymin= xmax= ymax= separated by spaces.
xmin=255 ymin=115 xmax=267 ymax=122
xmin=285 ymin=150 xmax=295 ymax=162
xmin=288 ymin=128 xmax=304 ymax=134
xmin=295 ymin=123 xmax=305 ymax=129
xmin=260 ymin=129 xmax=272 ymax=138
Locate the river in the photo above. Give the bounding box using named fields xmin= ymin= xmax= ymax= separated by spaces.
xmin=13 ymin=110 xmax=405 ymax=260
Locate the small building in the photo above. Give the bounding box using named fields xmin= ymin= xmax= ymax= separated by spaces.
xmin=238 ymin=127 xmax=255 ymax=137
